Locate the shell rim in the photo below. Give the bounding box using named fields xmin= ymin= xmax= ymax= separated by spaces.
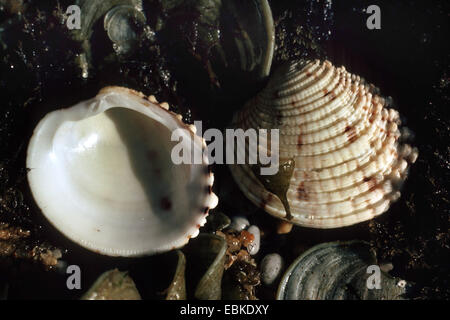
xmin=275 ymin=240 xmax=373 ymax=300
xmin=26 ymin=86 xmax=217 ymax=257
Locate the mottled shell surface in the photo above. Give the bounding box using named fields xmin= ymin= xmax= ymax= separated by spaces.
xmin=27 ymin=87 xmax=218 ymax=257
xmin=277 ymin=241 xmax=408 ymax=300
xmin=230 ymin=60 xmax=418 ymax=228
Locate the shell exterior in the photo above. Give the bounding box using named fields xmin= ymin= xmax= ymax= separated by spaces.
xmin=71 ymin=0 xmax=274 ymax=82
xmin=81 ymin=269 xmax=142 ymax=300
xmin=183 ymin=233 xmax=227 ymax=300
xmin=220 ymin=0 xmax=275 ymax=79
xmin=277 ymin=241 xmax=408 ymax=300
xmin=27 ymin=86 xmax=218 ymax=257
xmin=72 ymin=0 xmax=144 ymax=43
xmin=103 ymin=4 xmax=147 ymax=54
xmin=165 ymin=250 xmax=187 ymax=300
xmin=229 ymin=60 xmax=418 ymax=228
xmin=159 ymin=0 xmax=275 ymax=80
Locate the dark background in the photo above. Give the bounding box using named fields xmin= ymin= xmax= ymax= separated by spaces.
xmin=0 ymin=0 xmax=448 ymax=299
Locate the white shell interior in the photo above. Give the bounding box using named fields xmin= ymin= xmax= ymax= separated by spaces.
xmin=27 ymin=87 xmax=217 ymax=256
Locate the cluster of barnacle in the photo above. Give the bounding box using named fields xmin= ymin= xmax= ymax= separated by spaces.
xmin=217 ymin=228 xmax=260 ymax=300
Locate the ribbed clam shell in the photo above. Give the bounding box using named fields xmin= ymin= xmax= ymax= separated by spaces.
xmin=277 ymin=241 xmax=408 ymax=300
xmin=230 ymin=60 xmax=418 ymax=228
xmin=27 ymin=87 xmax=218 ymax=257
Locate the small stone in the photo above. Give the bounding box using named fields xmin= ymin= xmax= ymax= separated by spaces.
xmin=229 ymin=216 xmax=250 ymax=232
xmin=260 ymin=253 xmax=284 ymax=286
xmin=247 ymin=226 xmax=260 ymax=256
xmin=277 ymin=221 xmax=293 ymax=234
xmin=380 ymin=262 xmax=394 ymax=273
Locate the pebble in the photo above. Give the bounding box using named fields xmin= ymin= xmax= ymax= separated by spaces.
xmin=260 ymin=253 xmax=284 ymax=286
xmin=247 ymin=225 xmax=260 ymax=255
xmin=277 ymin=221 xmax=293 ymax=234
xmin=229 ymin=216 xmax=250 ymax=232
xmin=380 ymin=262 xmax=394 ymax=273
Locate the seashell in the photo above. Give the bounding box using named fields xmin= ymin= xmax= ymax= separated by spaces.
xmin=82 ymin=269 xmax=141 ymax=300
xmin=219 ymin=0 xmax=275 ymax=79
xmin=260 ymin=253 xmax=284 ymax=286
xmin=229 ymin=60 xmax=418 ymax=228
xmin=72 ymin=0 xmax=145 ymax=45
xmin=26 ymin=86 xmax=218 ymax=257
xmin=103 ymin=4 xmax=147 ymax=55
xmin=203 ymin=211 xmax=231 ymax=233
xmin=247 ymin=225 xmax=261 ymax=255
xmin=71 ymin=0 xmax=147 ymax=77
xmin=165 ymin=234 xmax=227 ymax=300
xmin=277 ymin=241 xmax=408 ymax=300
xmin=183 ymin=233 xmax=227 ymax=300
xmin=71 ymin=0 xmax=274 ymax=84
xmin=159 ymin=0 xmax=275 ymax=85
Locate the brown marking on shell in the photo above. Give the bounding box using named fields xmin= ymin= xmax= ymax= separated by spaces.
xmin=297 ymin=182 xmax=309 ymax=201
xmin=302 ymin=171 xmax=309 ymax=179
xmin=386 ymin=129 xmax=392 ymax=137
xmin=323 ymin=88 xmax=329 ymax=95
xmin=365 ymin=177 xmax=378 ymax=191
xmin=345 ymin=125 xmax=358 ymax=143
xmin=297 ymin=134 xmax=303 ymax=147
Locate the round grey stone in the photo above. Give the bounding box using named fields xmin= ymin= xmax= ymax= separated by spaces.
xmin=247 ymin=225 xmax=260 ymax=255
xmin=260 ymin=253 xmax=284 ymax=286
